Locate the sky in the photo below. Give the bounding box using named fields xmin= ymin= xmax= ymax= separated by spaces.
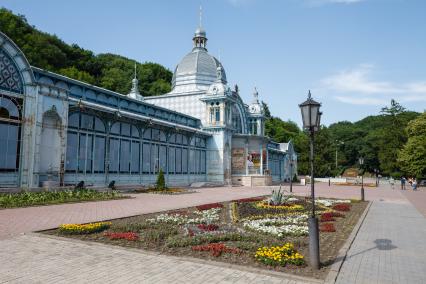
xmin=2 ymin=0 xmax=426 ymax=126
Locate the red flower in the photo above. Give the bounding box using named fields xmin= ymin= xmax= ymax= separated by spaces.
xmin=196 ymin=203 xmax=224 ymax=211
xmin=197 ymin=224 xmax=219 ymax=231
xmin=332 ymin=203 xmax=351 ymax=212
xmin=320 ymin=223 xmax=336 ymax=232
xmin=104 ymin=232 xmax=139 ymax=241
xmin=320 ymin=215 xmax=335 ymax=222
xmin=192 ymin=243 xmax=241 ymax=257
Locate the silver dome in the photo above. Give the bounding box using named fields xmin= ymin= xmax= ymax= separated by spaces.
xmin=172 ymin=49 xmax=227 ymax=90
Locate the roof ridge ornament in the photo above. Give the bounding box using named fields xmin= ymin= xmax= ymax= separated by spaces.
xmin=128 ymin=61 xmax=143 ymax=101
xmin=193 ymin=6 xmax=207 ymax=51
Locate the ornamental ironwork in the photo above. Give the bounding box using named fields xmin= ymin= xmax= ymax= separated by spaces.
xmin=0 ymin=49 xmax=23 ymax=94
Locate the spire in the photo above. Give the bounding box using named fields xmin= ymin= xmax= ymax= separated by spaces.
xmin=128 ymin=62 xmax=143 ymax=101
xmin=253 ymin=87 xmax=259 ymax=103
xmin=193 ymin=6 xmax=207 ymax=51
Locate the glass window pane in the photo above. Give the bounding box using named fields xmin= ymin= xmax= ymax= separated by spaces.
xmin=151 ymin=144 xmax=158 ymax=173
xmin=201 ymin=150 xmax=206 ymax=173
xmin=94 ymin=117 xmax=105 ymax=132
xmin=65 ymin=132 xmax=78 ymax=172
xmin=121 ymin=123 xmax=130 ymax=137
xmin=142 ymin=143 xmax=151 ymax=173
xmin=175 ymin=147 xmax=182 ymax=173
xmin=182 ymin=135 xmax=188 ymax=145
xmin=195 ymin=150 xmax=200 ymax=174
xmin=68 ymin=113 xmax=79 ymax=128
xmin=160 ymin=131 xmax=166 ymax=142
xmin=131 ymin=141 xmax=140 ymax=173
xmin=143 ymin=128 xmax=151 ymax=139
xmin=159 ymin=145 xmax=167 ymax=172
xmin=94 ymin=136 xmax=105 ymax=173
xmin=109 ymin=138 xmax=120 ymax=173
xmin=86 ymin=135 xmax=93 ymax=173
xmin=120 ymin=139 xmax=130 ymax=173
xmin=182 ymin=148 xmax=187 ymax=174
xmin=81 ymin=114 xmax=94 ymax=130
xmin=189 ymin=149 xmax=195 ymax=173
xmin=176 ymin=134 xmax=182 ymax=144
xmin=132 ymin=125 xmax=140 ymax=138
xmin=168 ymin=147 xmax=175 ymax=174
xmin=110 ymin=122 xmax=120 ymax=135
xmin=78 ymin=134 xmax=86 ymax=172
xmin=169 ymin=133 xmax=176 ymax=144
xmin=152 ymin=129 xmax=160 ymax=141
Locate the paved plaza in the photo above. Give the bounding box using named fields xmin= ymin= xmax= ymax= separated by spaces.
xmin=0 ymin=183 xmax=425 ymax=283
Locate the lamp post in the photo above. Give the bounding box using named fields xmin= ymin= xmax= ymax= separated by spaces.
xmin=299 ymin=90 xmax=322 ymax=270
xmin=359 ymin=157 xmax=365 ymax=201
xmin=289 ymin=147 xmax=294 ymax=193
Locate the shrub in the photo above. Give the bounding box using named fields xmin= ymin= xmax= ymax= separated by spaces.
xmin=333 ymin=203 xmax=351 ymax=212
xmin=156 ymin=168 xmax=166 ymax=190
xmin=196 ymin=203 xmax=224 ymax=211
xmin=192 ymin=243 xmax=241 ymax=257
xmin=59 ymin=222 xmax=111 ymax=234
xmin=320 ymin=223 xmax=336 ymax=232
xmin=232 ymin=197 xmax=265 ymax=203
xmin=104 ymin=232 xmax=139 ymax=241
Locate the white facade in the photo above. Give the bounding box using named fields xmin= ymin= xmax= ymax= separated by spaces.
xmin=0 ymin=26 xmax=296 ymax=189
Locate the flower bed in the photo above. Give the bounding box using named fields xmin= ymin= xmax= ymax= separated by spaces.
xmin=196 ymin=203 xmax=224 ymax=211
xmin=59 ymin=222 xmax=111 ymax=234
xmin=192 ymin=242 xmax=241 ymax=257
xmin=320 ymin=223 xmax=336 ymax=232
xmin=320 ymin=214 xmax=335 ymax=222
xmin=232 ymin=197 xmax=266 ymax=203
xmin=46 ymin=195 xmax=368 ymax=280
xmin=104 ymin=232 xmax=139 ymax=241
xmin=0 ymin=189 xmax=124 ymax=208
xmin=255 ymin=243 xmax=304 ymax=266
xmin=254 ymin=202 xmax=304 ymax=211
xmin=333 ymin=203 xmax=351 ymax=212
xmin=243 ymin=215 xmax=308 ymax=237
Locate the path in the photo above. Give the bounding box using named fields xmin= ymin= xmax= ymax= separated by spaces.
xmin=0 ymin=183 xmax=425 ymax=283
xmin=0 ymin=234 xmax=318 ymax=284
xmin=335 ymin=185 xmax=426 ymax=284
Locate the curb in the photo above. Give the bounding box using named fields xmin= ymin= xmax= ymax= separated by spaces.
xmin=31 ymin=232 xmax=322 ymax=284
xmin=324 ymin=201 xmax=372 ymax=284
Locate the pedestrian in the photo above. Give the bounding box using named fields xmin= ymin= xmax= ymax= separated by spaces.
xmin=412 ymin=178 xmax=417 ymax=191
xmin=390 ymin=177 xmax=395 ymax=190
xmin=401 ymin=176 xmax=406 ymax=190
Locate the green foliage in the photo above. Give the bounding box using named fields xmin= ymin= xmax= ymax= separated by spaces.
xmin=329 ymin=100 xmax=419 ymax=176
xmin=0 ymin=188 xmax=122 ymax=208
xmin=0 ymin=8 xmax=172 ymax=96
xmin=398 ymin=112 xmax=426 ymax=178
xmin=156 ymin=168 xmax=166 ymax=190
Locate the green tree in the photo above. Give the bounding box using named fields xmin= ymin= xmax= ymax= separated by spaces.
xmin=398 ymin=112 xmax=426 ymax=178
xmin=59 ymin=66 xmax=96 ymax=85
xmin=156 ymin=168 xmax=166 ymax=190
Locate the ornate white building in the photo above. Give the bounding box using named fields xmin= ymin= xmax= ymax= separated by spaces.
xmin=0 ymin=24 xmax=296 ymax=189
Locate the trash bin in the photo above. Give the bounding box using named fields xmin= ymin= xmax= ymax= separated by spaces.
xmin=300 ymin=178 xmax=306 ymax=186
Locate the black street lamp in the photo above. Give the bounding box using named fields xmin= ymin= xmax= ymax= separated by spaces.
xmin=299 ymin=90 xmax=322 ymax=270
xmin=359 ymin=157 xmax=365 ymax=201
xmin=289 ymin=146 xmax=294 ymax=193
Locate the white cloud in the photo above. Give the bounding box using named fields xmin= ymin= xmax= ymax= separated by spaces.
xmin=319 ymin=64 xmax=426 ymax=105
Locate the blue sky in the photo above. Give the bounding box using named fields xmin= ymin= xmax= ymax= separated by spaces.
xmin=3 ymin=0 xmax=426 ymax=126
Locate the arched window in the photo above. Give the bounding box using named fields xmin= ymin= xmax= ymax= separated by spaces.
xmin=232 ymin=105 xmax=243 ymax=133
xmin=0 ymin=95 xmax=22 ymax=172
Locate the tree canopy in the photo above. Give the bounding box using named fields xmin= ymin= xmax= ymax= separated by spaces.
xmin=0 ymin=8 xmax=172 ymax=96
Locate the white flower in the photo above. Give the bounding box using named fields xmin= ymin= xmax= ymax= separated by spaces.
xmin=147 ymin=208 xmax=221 ymax=225
xmin=316 ymin=199 xmax=351 ymax=207
xmin=243 ymin=215 xmax=309 ymax=237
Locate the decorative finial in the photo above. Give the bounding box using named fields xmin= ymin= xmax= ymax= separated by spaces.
xmin=308 ymin=90 xmax=311 ymax=99
xmin=253 ymin=87 xmax=259 ymax=102
xmin=199 ymin=5 xmax=202 ymax=27
xmin=134 ymin=62 xmax=137 ymax=79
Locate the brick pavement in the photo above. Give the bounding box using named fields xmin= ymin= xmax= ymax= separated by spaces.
xmin=0 ymin=234 xmax=319 ymax=284
xmin=335 ymin=188 xmax=426 ymax=284
xmin=1 ymin=183 xmax=425 ymax=283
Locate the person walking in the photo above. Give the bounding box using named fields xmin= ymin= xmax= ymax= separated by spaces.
xmin=401 ymin=176 xmax=406 ymax=190
xmin=390 ymin=177 xmax=395 ymax=190
xmin=412 ymin=178 xmax=417 ymax=191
